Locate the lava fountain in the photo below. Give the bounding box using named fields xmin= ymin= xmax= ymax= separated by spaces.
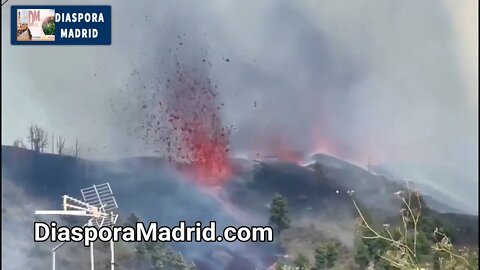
xmin=143 ymin=55 xmax=233 ymax=186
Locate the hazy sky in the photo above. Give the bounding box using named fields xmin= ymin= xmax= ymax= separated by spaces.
xmin=2 ymin=1 xmax=478 ymax=186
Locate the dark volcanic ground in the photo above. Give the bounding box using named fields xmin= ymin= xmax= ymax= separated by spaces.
xmin=1 ymin=146 xmax=478 ymax=269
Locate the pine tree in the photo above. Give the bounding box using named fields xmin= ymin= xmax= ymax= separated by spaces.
xmin=354 ymin=239 xmax=370 ymax=268
xmin=325 ymin=243 xmax=339 ymax=268
xmin=315 ymin=246 xmax=327 ymax=269
xmin=294 ymin=253 xmax=310 ymax=270
xmin=269 ymin=194 xmax=291 ymax=235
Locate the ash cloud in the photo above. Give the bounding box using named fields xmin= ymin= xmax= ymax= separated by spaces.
xmin=2 ymin=0 xmax=477 ymax=216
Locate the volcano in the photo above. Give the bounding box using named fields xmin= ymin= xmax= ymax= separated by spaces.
xmin=1 ymin=146 xmax=478 ymax=270
xmin=138 ymin=48 xmax=234 ymax=187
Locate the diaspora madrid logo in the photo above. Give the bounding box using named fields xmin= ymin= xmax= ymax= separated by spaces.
xmin=11 ymin=5 xmax=112 ymax=45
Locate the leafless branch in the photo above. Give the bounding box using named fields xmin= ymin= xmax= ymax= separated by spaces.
xmin=28 ymin=124 xmax=48 ymax=152
xmin=56 ymin=136 xmax=66 ymax=155
xmin=74 ymin=138 xmax=80 ymax=157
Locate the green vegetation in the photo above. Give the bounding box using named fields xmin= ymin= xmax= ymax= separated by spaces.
xmin=294 ymin=253 xmax=311 ymax=269
xmin=275 ymin=184 xmax=477 ymax=270
xmin=42 ymin=18 xmax=55 ymax=35
xmin=269 ymin=194 xmax=291 ymax=236
xmin=352 ymin=186 xmax=478 ymax=270
xmin=315 ymin=242 xmax=339 ymax=269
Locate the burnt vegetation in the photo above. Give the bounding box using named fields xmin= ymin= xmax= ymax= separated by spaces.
xmin=12 ymin=124 xmax=81 ymax=158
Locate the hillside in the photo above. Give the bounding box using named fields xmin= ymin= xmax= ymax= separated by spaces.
xmin=374 ymin=162 xmax=478 ymax=215
xmin=1 ymin=146 xmax=279 ymax=270
xmin=1 ymin=146 xmax=478 ymax=269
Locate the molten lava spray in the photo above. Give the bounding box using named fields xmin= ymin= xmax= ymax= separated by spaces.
xmin=251 ymin=134 xmax=305 ymax=164
xmin=142 ymin=54 xmax=232 ymax=186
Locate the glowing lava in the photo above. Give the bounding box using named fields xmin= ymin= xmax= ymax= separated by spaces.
xmin=165 ymin=68 xmax=232 ymax=185
xmin=249 ymin=134 xmax=305 ymax=164
xmin=142 ymin=56 xmax=232 ymax=186
xmin=312 ymin=137 xmax=339 ymax=158
xmin=311 ymin=128 xmax=373 ymax=167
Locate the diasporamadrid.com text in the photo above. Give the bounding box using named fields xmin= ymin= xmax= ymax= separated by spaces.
xmin=34 ymin=221 xmax=274 ymax=246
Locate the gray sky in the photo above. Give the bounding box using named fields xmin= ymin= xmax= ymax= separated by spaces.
xmin=2 ymin=1 xmax=478 ymax=188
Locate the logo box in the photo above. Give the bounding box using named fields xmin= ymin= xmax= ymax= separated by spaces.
xmin=11 ymin=5 xmax=111 ymax=45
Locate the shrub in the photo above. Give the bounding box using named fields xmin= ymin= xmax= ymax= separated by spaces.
xmin=352 ymin=183 xmax=476 ymax=270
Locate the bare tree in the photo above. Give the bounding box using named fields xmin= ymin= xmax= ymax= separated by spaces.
xmin=51 ymin=134 xmax=55 ymax=154
xmin=28 ymin=124 xmax=48 ymax=152
xmin=56 ymin=136 xmax=66 ymax=155
xmin=28 ymin=125 xmax=33 ymax=150
xmin=13 ymin=139 xmax=26 ymax=148
xmin=74 ymin=138 xmax=80 ymax=157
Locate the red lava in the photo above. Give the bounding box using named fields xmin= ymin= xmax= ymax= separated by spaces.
xmin=249 ymin=134 xmax=305 ymax=164
xmin=142 ymin=53 xmax=233 ymax=186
